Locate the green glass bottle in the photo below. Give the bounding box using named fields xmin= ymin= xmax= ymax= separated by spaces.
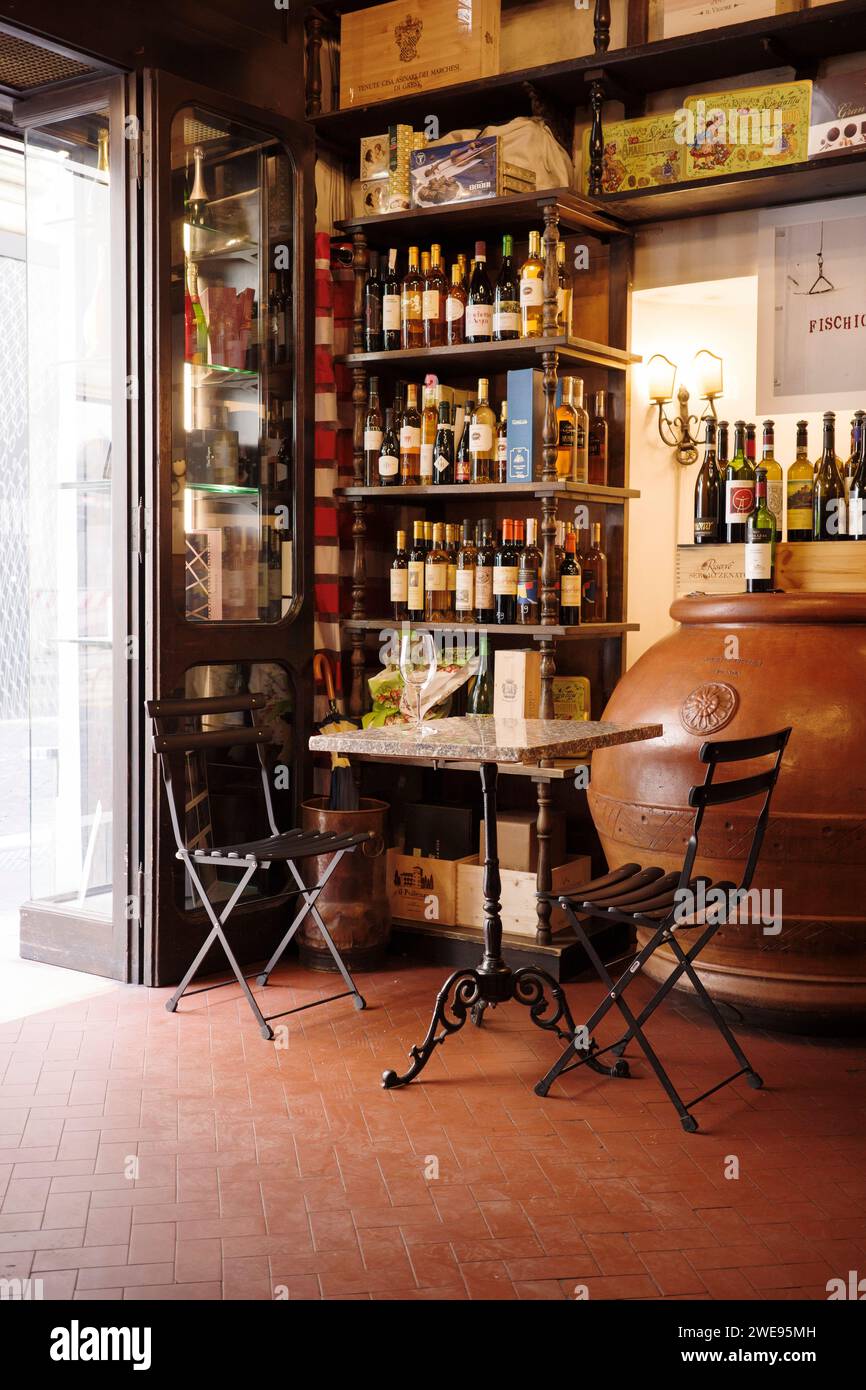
xmin=745 ymin=466 xmax=776 ymax=594
xmin=724 ymin=419 xmax=754 ymax=544
xmin=467 ymin=632 xmax=492 ymax=715
xmin=813 ymin=411 xmax=846 ymax=542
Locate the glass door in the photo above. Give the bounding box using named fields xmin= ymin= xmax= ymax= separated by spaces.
xmin=14 ymin=77 xmax=135 ymax=980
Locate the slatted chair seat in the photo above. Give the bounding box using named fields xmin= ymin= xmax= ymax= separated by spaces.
xmin=535 ymin=727 xmax=792 ymax=1132
xmin=198 ymin=828 xmax=369 ymax=863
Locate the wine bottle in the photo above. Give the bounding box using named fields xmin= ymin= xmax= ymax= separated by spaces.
xmin=407 ymin=520 xmax=426 ymax=615
xmin=693 ymin=417 xmax=722 ymax=545
xmin=363 ymin=376 xmax=384 ymax=486
xmin=445 ymin=262 xmax=467 ymax=346
xmin=496 ymin=401 xmax=508 ymax=484
xmin=420 ymin=382 xmax=438 ymax=484
xmin=185 ymin=261 xmax=208 ymax=365
xmin=559 ymin=529 xmax=581 ymax=625
xmin=455 ymin=520 xmax=477 ymax=622
xmin=493 ymin=518 xmax=518 ymax=625
xmin=573 ymin=378 xmax=589 ymax=483
xmin=470 ymin=378 xmax=496 ymax=484
xmin=493 ymin=234 xmax=520 ymax=341
xmin=519 ymin=230 xmax=545 ymax=338
xmin=364 ymin=250 xmax=383 ymax=353
xmin=455 ymin=400 xmax=474 ymax=484
xmin=588 ymin=389 xmax=608 ymax=486
xmin=446 ymin=523 xmax=458 ymax=619
xmin=425 ymin=522 xmax=450 ymax=621
xmin=745 ymin=468 xmax=776 ymax=593
xmin=390 ymin=529 xmax=409 ymax=620
xmin=844 ymin=411 xmax=865 ymax=514
xmin=399 ymin=384 xmax=422 ymax=485
xmin=555 ymin=379 xmax=577 ymax=480
xmin=188 ymin=146 xmax=207 ymax=226
xmin=400 ymin=246 xmax=423 ymax=350
xmin=517 ymin=517 xmax=541 ymax=625
xmin=760 ymin=420 xmax=783 ymax=540
xmin=724 ymin=420 xmax=754 ymax=544
xmin=556 ymin=240 xmax=573 ymax=334
xmin=786 ymin=419 xmax=813 ymax=543
xmin=474 ymin=519 xmax=495 ymax=624
xmin=377 ymin=407 xmax=399 ymax=487
xmin=467 ymin=633 xmax=493 ymax=715
xmin=466 ymin=241 xmax=493 ymax=343
xmin=423 ymin=243 xmax=447 ymax=348
xmin=813 ymin=410 xmax=846 ymax=541
xmin=848 ymin=415 xmax=866 ymax=540
xmin=581 ymin=523 xmax=608 ymax=623
xmin=432 ymin=400 xmax=455 ymax=484
xmin=382 ymin=248 xmax=401 ymax=351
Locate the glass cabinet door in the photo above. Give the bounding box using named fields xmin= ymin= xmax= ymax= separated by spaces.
xmin=170 ymin=106 xmax=297 ymax=624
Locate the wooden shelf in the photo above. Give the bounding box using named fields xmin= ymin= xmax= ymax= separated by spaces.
xmin=336 ymin=335 xmax=637 ymax=374
xmin=336 ymin=481 xmax=639 ymax=503
xmin=343 ymin=618 xmax=637 ymax=639
xmin=309 ymin=2 xmax=866 ymax=153
xmin=336 ymin=188 xmax=628 ymax=241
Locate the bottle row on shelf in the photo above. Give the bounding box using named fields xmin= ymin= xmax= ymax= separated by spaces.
xmin=364 ymin=374 xmax=609 ymax=488
xmin=184 ymin=258 xmax=293 ymax=375
xmin=363 ymin=232 xmax=573 ymax=353
xmin=388 ymin=517 xmax=608 ymax=627
xmin=175 ymin=398 xmax=293 ymax=493
xmin=694 ymin=413 xmax=866 ymax=545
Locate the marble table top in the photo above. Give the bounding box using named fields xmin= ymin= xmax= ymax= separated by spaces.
xmin=309 ymin=716 xmax=663 ymax=765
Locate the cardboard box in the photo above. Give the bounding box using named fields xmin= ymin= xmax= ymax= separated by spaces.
xmin=552 ymin=675 xmax=591 ymax=721
xmin=404 ymin=803 xmax=476 ymax=860
xmin=506 ymin=368 xmax=544 ymax=483
xmin=682 ymin=81 xmax=812 ymax=181
xmin=479 ymin=812 xmax=566 ymax=874
xmin=582 ymin=113 xmax=683 ymax=195
xmin=340 ymin=0 xmax=501 ymax=109
xmin=493 ymin=649 xmax=541 ymax=719
xmin=809 ymin=70 xmax=866 ymax=160
xmin=360 ymin=133 xmax=390 ymax=180
xmin=410 ymin=137 xmax=532 ymax=208
xmin=386 ymin=849 xmax=474 ymax=926
xmin=456 ymin=855 xmax=592 ymax=938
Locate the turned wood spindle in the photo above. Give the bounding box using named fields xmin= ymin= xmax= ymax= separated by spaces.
xmin=351 ymin=498 xmax=366 ymax=621
xmin=541 ymin=204 xmax=560 ymax=339
xmin=351 ymin=227 xmax=368 ymax=354
xmin=352 ymin=366 xmax=367 ymax=487
xmin=304 ymin=12 xmax=325 ymax=118
xmin=588 ymin=78 xmax=606 ymax=197
xmin=593 ymin=0 xmax=611 ymax=54
xmin=535 ymin=779 xmax=553 ymax=946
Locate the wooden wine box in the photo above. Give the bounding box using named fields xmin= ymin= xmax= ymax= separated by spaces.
xmin=387 ymin=849 xmax=476 ymax=927
xmin=676 ymin=542 xmax=866 ymax=596
xmin=456 ymin=855 xmax=591 ymax=939
xmin=340 ymin=0 xmax=500 ymax=109
xmin=647 ymin=0 xmax=801 ymax=42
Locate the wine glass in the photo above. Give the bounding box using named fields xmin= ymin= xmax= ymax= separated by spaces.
xmin=399 ymin=627 xmax=437 ymax=727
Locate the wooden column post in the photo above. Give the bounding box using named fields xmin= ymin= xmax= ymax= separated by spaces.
xmin=593 ymin=0 xmax=612 ymax=54
xmin=535 ymin=777 xmax=553 ymax=946
xmin=588 ymin=77 xmax=606 ymax=197
xmin=305 ymin=12 xmax=325 ymax=118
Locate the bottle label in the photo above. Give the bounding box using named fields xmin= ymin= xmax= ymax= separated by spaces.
xmin=422 ymin=289 xmax=440 ymax=320
xmin=408 ymin=560 xmax=424 ymax=607
xmin=849 ymin=496 xmax=864 ymax=537
xmin=425 ymin=560 xmax=448 ymax=592
xmin=465 ymin=303 xmax=492 ymax=337
xmin=455 ymin=569 xmax=474 ymax=611
xmin=558 ymin=419 xmax=575 ymax=448
xmin=517 ymin=572 xmax=539 ymax=605
xmin=492 ymin=565 xmax=518 ymax=596
xmin=787 ymin=479 xmax=813 ymax=532
xmin=455 ymin=457 xmax=471 ymax=484
xmin=446 ymin=296 xmax=464 ymax=322
xmin=474 ymin=567 xmax=493 ymax=609
xmin=520 ymin=277 xmax=544 ymax=306
xmin=390 ymin=568 xmax=408 ymax=602
xmin=469 ymin=423 xmax=493 ymax=453
xmin=725 ymin=479 xmax=755 ymax=523
xmin=556 ymin=287 xmax=572 ymax=325
xmin=420 ymin=443 xmax=434 ymax=479
xmin=745 ymin=536 xmax=772 ymax=580
xmin=378 ymin=453 xmax=398 ymax=478
xmin=402 ymin=291 xmax=421 ymax=321
xmin=399 ymin=426 xmax=421 ymax=451
xmin=364 ymin=429 xmax=383 ymax=453
xmin=382 ymin=294 xmax=401 ymax=331
xmin=497 ymin=436 xmax=507 ymax=464
xmin=694 ymin=518 xmax=718 ymax=538
xmin=766 ymin=479 xmax=783 ymax=526
xmin=434 ymin=451 xmax=451 ymax=474
xmin=494 ymin=308 xmax=520 ymax=334
xmin=561 ymin=574 xmax=581 ymax=606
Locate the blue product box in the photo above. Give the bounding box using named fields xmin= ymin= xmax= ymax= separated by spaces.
xmin=410 ymin=136 xmax=498 ymax=207
xmin=506 ymin=369 xmax=545 ymax=483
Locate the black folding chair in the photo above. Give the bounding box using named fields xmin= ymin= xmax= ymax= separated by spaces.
xmin=147 ymin=693 xmax=373 ymax=1040
xmin=536 ymin=727 xmax=791 ymax=1132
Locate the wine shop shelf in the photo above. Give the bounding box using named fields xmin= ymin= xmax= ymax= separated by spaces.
xmin=335 ymin=481 xmax=639 ymax=503
xmin=342 ymin=618 xmax=638 ymax=639
xmin=336 ymin=188 xmax=628 ymax=242
xmin=336 ymin=335 xmax=638 ymax=374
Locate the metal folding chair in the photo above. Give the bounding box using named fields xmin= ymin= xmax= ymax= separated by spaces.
xmin=147 ymin=692 xmax=373 ymax=1040
xmin=536 ymin=727 xmax=791 ymax=1132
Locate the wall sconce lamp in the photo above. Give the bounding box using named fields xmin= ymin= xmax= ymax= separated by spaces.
xmin=647 ymin=349 xmax=724 ymax=465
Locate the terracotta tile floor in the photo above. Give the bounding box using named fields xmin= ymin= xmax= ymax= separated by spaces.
xmin=1 ymin=958 xmax=864 ymax=1301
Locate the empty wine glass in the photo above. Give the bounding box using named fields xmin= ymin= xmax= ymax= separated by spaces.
xmin=399 ymin=627 xmax=437 ymax=726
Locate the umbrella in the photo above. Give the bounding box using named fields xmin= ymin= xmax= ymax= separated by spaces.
xmin=313 ymin=652 xmax=360 ymax=811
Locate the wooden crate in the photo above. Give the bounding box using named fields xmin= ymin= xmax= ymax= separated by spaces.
xmin=340 ymin=0 xmax=500 ymax=109
xmin=387 ymin=849 xmax=475 ymax=926
xmin=649 ymin=0 xmax=801 ymax=42
xmin=676 ymin=542 xmax=866 ymax=596
xmin=456 ymin=856 xmax=592 ymax=939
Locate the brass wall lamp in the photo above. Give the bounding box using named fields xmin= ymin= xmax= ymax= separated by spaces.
xmin=647 ymin=349 xmax=724 ymax=465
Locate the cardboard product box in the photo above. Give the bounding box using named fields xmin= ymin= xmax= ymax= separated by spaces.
xmin=653 ymin=0 xmax=800 ymax=41
xmin=493 ymin=649 xmax=541 ymax=719
xmin=360 ymin=133 xmax=390 ymax=180
xmin=479 ymin=811 xmax=566 ymax=874
xmin=340 ymin=0 xmax=501 ymax=109
xmin=411 ymin=136 xmax=498 ymax=208
xmin=456 ymin=855 xmax=592 ymax=938
xmin=404 ymin=803 xmax=476 ymax=860
xmin=809 ymin=70 xmax=866 ymax=159
xmin=682 ymin=81 xmax=812 ymax=181
xmin=506 ymin=368 xmax=544 ymax=483
xmin=552 ymin=675 xmax=591 ymax=721
xmin=582 ymin=113 xmax=683 ymax=195
xmin=386 ymin=849 xmax=474 ymax=926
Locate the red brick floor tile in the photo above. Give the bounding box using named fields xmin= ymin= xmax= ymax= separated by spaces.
xmin=640 ymin=1250 xmax=709 ymax=1296
xmin=175 ymin=1239 xmax=222 ymax=1283
xmin=460 ymin=1259 xmax=519 ymax=1300
xmin=572 ymin=1274 xmax=659 ymax=1300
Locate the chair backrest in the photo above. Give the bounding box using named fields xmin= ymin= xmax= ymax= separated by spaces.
xmin=679 ymin=727 xmax=791 ymax=894
xmin=146 ymin=693 xmax=278 ymax=854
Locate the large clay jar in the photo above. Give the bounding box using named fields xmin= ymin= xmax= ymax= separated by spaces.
xmin=588 ymin=593 xmax=866 ymax=1032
